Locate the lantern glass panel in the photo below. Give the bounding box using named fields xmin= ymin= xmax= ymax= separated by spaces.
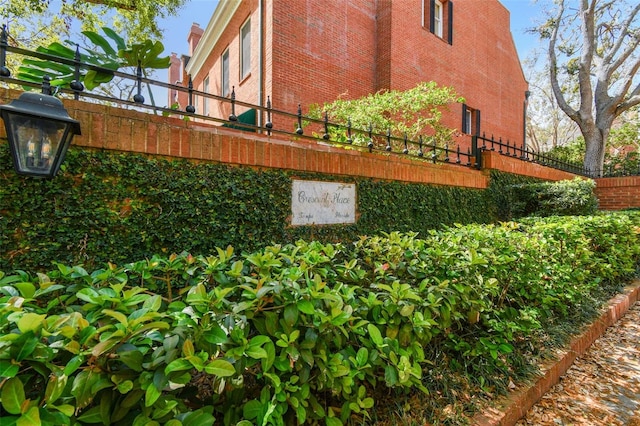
xmin=6 ymin=112 xmax=68 ymax=176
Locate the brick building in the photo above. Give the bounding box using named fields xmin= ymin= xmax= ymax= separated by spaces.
xmin=168 ymin=0 xmax=528 ymax=150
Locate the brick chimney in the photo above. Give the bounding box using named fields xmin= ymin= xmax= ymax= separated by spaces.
xmin=188 ymin=23 xmax=204 ymax=56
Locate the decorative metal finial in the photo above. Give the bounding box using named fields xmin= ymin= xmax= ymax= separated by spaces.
xmin=133 ymin=61 xmax=145 ymax=104
xmin=186 ymin=76 xmax=195 ymax=113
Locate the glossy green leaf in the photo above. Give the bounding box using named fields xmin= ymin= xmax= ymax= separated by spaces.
xmin=63 ymin=355 xmax=85 ymax=376
xmin=284 ymin=303 xmax=299 ymax=327
xmin=1 ymin=377 xmax=25 ymax=415
xmin=13 ymin=282 xmax=36 ymax=299
xmin=17 ymin=313 xmax=46 ymax=333
xmin=51 ymin=404 xmax=75 ymax=417
xmin=102 ymin=309 xmax=128 ymax=326
xmin=245 ymin=346 xmax=267 ymax=360
xmin=242 ymin=400 xmax=262 ymax=420
xmin=116 ymin=380 xmax=134 ymax=394
xmin=118 ymin=349 xmax=143 ymax=372
xmin=181 ymin=408 xmax=216 ymax=426
xmin=367 ymin=324 xmax=384 ymax=346
xmin=13 ymin=332 xmax=38 ymax=362
xmin=72 ymin=370 xmax=101 ymax=409
xmin=0 ymin=360 xmax=19 ymax=378
xmin=16 ymin=406 xmax=40 ymax=426
xmin=77 ymin=406 xmax=103 ymax=423
xmin=145 ymin=383 xmax=161 ymax=407
xmin=44 ymin=374 xmax=67 ymax=404
xmin=297 ymin=299 xmax=315 ymax=314
xmin=164 ymin=358 xmax=193 ymax=375
xmin=203 ymin=360 xmax=235 ymax=377
xmin=326 ymin=417 xmax=343 ymax=426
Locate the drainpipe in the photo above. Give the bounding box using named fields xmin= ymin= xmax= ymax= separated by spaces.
xmin=258 ymin=0 xmax=264 ymax=130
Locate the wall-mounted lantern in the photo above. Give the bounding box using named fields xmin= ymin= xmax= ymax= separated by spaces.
xmin=0 ymin=88 xmax=81 ymax=178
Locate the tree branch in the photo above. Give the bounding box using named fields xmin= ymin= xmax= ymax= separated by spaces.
xmin=577 ymin=0 xmax=596 ymax=122
xmin=615 ymin=79 xmax=640 ymax=115
xmin=83 ymin=0 xmax=137 ymax=11
xmin=603 ymin=2 xmax=640 ymax=78
xmin=549 ymin=1 xmax=579 ymax=122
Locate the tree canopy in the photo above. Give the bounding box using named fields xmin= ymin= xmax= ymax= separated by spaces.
xmin=0 ymin=0 xmax=187 ymax=49
xmin=535 ymin=0 xmax=640 ymax=175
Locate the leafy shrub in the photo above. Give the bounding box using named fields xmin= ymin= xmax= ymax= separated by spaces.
xmin=1 ymin=212 xmax=639 ymax=425
xmin=0 ymin=145 xmax=496 ymax=273
xmin=512 ymin=177 xmax=598 ymax=217
xmin=308 ymin=81 xmax=463 ymax=149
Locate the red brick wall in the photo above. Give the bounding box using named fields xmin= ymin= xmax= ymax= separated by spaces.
xmin=481 ymin=151 xmax=577 ymax=181
xmin=189 ymin=0 xmax=261 ymax=120
xmin=186 ymin=0 xmax=527 ymax=154
xmin=269 ymin=0 xmax=527 ymax=151
xmin=595 ymin=176 xmax=640 ymax=211
xmin=384 ymin=1 xmax=528 ymax=148
xmin=270 ymin=0 xmax=378 ymax=111
xmin=0 ymin=89 xmax=486 ymax=188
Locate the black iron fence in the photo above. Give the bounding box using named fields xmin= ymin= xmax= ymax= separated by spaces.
xmin=1 ymin=26 xmax=636 ymax=179
xmin=472 ymin=133 xmax=640 ymax=178
xmin=0 ymin=27 xmax=478 ymax=169
xmin=472 ymin=133 xmax=590 ymax=175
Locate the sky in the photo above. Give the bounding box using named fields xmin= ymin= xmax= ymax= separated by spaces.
xmin=157 ymin=0 xmax=544 ymax=65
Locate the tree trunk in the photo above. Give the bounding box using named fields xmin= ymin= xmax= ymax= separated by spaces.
xmin=583 ymin=127 xmax=606 ymax=177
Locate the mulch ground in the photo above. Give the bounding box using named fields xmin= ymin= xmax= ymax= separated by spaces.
xmin=515 ymin=303 xmax=640 ymax=426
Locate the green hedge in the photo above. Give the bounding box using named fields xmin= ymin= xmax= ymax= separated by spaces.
xmin=1 ymin=213 xmax=639 ymax=425
xmin=0 ymin=146 xmax=514 ymax=272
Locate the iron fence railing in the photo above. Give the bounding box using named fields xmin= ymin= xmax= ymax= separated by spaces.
xmin=0 ymin=26 xmax=477 ymax=169
xmin=472 ymin=133 xmax=590 ymax=175
xmin=472 ymin=133 xmax=640 ymax=178
xmin=2 ymin=25 xmax=637 ymax=179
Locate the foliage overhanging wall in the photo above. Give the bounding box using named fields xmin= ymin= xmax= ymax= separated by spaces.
xmin=0 ymin=146 xmax=541 ymax=272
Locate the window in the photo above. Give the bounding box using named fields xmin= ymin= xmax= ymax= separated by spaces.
xmin=462 ymin=104 xmax=481 ymax=135
xmin=203 ymin=76 xmax=209 ymax=116
xmin=221 ymin=49 xmax=230 ymax=97
xmin=240 ymin=18 xmax=251 ymax=79
xmin=433 ymin=0 xmax=443 ymax=37
xmin=464 ymin=107 xmax=471 ymax=134
xmin=424 ymin=0 xmax=453 ymax=45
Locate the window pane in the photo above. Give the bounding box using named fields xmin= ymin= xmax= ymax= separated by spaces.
xmin=203 ymin=76 xmax=209 ymax=116
xmin=241 ymin=19 xmax=251 ymax=79
xmin=222 ymin=50 xmax=230 ymax=97
xmin=434 ymin=1 xmax=443 ymax=37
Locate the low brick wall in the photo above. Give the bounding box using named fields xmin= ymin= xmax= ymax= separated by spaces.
xmin=2 ymin=87 xmax=491 ymax=188
xmin=3 ymin=87 xmax=640 ymax=210
xmin=595 ymin=176 xmax=640 ymax=211
xmin=481 ymin=151 xmax=577 ymax=181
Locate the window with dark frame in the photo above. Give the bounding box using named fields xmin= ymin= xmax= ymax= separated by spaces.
xmin=462 ymin=104 xmax=481 ymax=135
xmin=434 ymin=0 xmax=443 ymax=37
xmin=423 ymin=0 xmax=453 ymax=45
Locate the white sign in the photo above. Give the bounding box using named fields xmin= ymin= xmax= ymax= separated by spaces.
xmin=291 ymin=180 xmax=356 ymax=226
